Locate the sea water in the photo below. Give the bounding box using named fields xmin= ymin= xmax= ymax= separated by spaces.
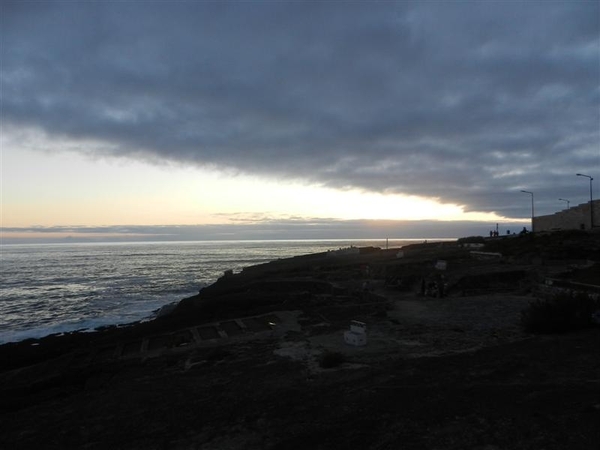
xmin=0 ymin=239 xmax=423 ymax=344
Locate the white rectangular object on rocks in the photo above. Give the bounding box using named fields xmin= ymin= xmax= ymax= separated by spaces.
xmin=344 ymin=320 xmax=367 ymax=346
xmin=344 ymin=330 xmax=367 ymax=346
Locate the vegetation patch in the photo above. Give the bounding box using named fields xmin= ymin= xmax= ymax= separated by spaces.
xmin=521 ymin=292 xmax=600 ymax=334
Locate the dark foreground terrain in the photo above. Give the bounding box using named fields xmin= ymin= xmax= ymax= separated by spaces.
xmin=1 ymin=231 xmax=599 ymax=449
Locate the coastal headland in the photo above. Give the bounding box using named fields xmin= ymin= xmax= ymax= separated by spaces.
xmin=1 ymin=231 xmax=599 ymax=449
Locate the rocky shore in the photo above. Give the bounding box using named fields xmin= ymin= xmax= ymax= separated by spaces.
xmin=1 ymin=231 xmax=599 ymax=449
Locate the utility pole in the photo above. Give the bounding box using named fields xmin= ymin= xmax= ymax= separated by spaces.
xmin=520 ymin=190 xmax=534 ymax=232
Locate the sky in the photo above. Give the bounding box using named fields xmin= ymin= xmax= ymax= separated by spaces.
xmin=1 ymin=1 xmax=599 ymax=242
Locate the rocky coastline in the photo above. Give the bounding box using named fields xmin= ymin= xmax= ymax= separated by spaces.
xmin=1 ymin=231 xmax=599 ymax=449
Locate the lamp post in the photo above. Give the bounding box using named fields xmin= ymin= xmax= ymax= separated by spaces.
xmin=576 ymin=173 xmax=594 ymax=228
xmin=558 ymin=198 xmax=570 ymax=209
xmin=520 ymin=190 xmax=534 ymax=232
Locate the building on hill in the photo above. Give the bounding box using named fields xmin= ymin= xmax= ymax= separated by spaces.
xmin=533 ymin=200 xmax=600 ymax=232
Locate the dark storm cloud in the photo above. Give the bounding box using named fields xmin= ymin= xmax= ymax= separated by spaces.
xmin=2 ymin=1 xmax=599 ymax=217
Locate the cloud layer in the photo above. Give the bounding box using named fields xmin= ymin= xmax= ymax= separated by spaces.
xmin=3 ymin=1 xmax=599 ymax=218
xmin=1 ymin=218 xmax=526 ymax=244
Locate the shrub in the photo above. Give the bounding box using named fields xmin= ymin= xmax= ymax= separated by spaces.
xmin=318 ymin=350 xmax=346 ymax=368
xmin=521 ymin=292 xmax=600 ymax=333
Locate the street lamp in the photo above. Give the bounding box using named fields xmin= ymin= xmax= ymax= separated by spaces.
xmin=576 ymin=173 xmax=594 ymax=228
xmin=520 ymin=190 xmax=534 ymax=232
xmin=558 ymin=198 xmax=570 ymax=209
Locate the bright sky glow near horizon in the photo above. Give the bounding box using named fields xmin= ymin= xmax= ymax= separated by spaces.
xmin=3 ymin=142 xmax=505 ymax=228
xmin=1 ymin=1 xmax=598 ymax=242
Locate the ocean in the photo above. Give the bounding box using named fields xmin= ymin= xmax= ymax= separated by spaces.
xmin=0 ymin=239 xmax=433 ymax=344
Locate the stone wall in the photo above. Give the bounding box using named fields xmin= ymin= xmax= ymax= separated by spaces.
xmin=533 ymin=200 xmax=600 ymax=232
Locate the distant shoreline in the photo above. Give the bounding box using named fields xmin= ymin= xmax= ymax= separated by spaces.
xmin=1 ymin=236 xmax=458 ymax=246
